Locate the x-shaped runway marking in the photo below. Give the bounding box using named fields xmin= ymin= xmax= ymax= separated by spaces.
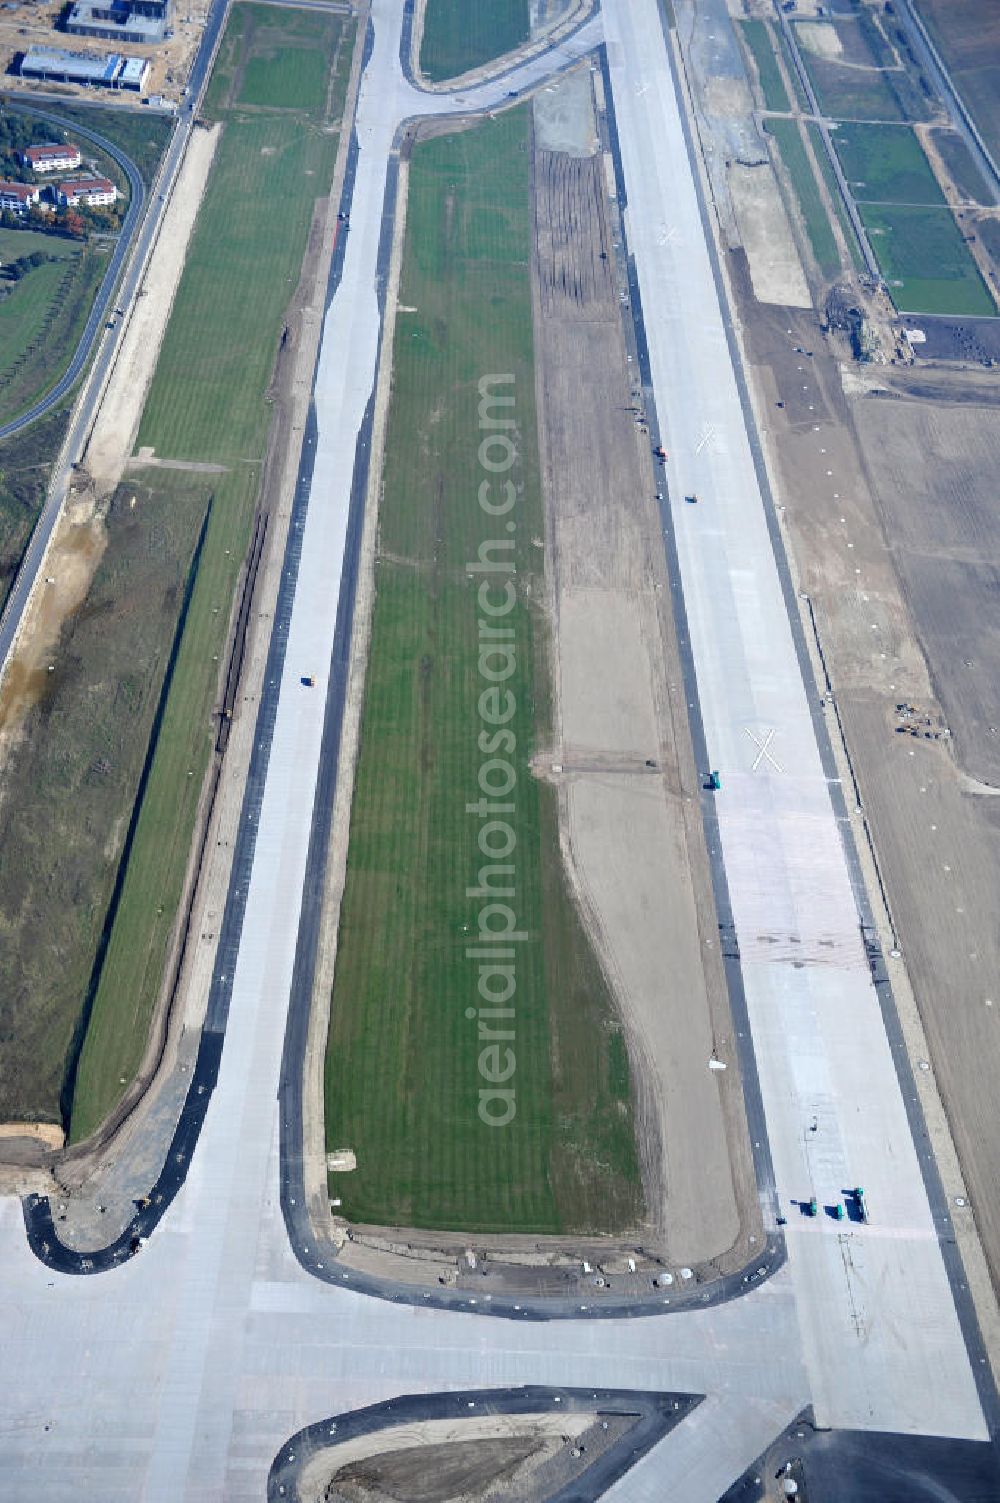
xmin=745 ymin=726 xmax=783 ymax=773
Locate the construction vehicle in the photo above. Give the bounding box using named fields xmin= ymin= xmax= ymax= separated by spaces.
xmin=853 ymin=1187 xmax=868 ymax=1223
xmin=708 ymin=770 xmax=722 ymax=791
xmin=806 ymin=1197 xmax=818 ymax=1218
xmin=653 ymin=444 xmax=667 ymax=461
xmin=833 ymin=1202 xmax=845 ymax=1221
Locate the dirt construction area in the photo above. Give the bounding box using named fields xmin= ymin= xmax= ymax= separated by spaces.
xmin=300 ymin=1411 xmax=638 ymax=1503
xmin=731 ymin=251 xmax=1000 ymax=1354
xmin=531 ymin=71 xmax=757 ymax=1266
xmin=0 ymin=0 xmax=212 ymax=106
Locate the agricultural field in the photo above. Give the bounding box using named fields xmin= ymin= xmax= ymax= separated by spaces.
xmin=914 ymin=0 xmax=1000 ymax=166
xmin=860 ymin=201 xmax=995 ymax=316
xmin=325 ymin=109 xmax=642 ymax=1235
xmin=419 ymin=0 xmax=529 ymax=82
xmin=830 ymin=122 xmax=944 ymax=205
xmin=739 ymin=20 xmax=789 ymax=114
xmin=766 ymin=118 xmax=839 ymax=278
xmin=931 ymin=127 xmax=993 ymax=205
xmin=794 ymin=16 xmax=931 ymax=122
xmin=807 ymin=123 xmax=865 ymax=271
xmin=0 ymin=0 xmax=354 ymax=1136
xmin=0 ymin=230 xmax=106 ymax=427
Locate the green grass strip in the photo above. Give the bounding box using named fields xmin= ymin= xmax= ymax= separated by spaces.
xmin=767 ymin=117 xmax=840 ymax=277
xmin=740 ymin=20 xmax=790 ymax=113
xmin=325 ymin=110 xmax=642 ymax=1235
xmin=807 ymin=122 xmax=866 ymax=272
xmin=776 ymin=23 xmax=809 ymax=111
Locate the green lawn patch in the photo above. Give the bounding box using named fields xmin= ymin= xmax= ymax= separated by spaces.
xmin=0 ymin=236 xmax=106 ymax=427
xmin=136 ymin=118 xmax=337 ymax=463
xmin=830 ymin=121 xmax=944 ymax=204
xmin=861 ymin=201 xmax=996 ymax=316
xmin=238 ymin=46 xmax=328 ymax=111
xmin=767 ymin=117 xmax=839 ymax=277
xmin=807 ymin=122 xmax=865 ymax=272
xmin=740 ymin=20 xmax=790 ymax=113
xmin=931 ymin=128 xmax=992 ymax=205
xmin=205 ymin=0 xmax=350 ymax=117
xmin=325 ymin=110 xmax=642 ymax=1235
xmin=419 ymin=0 xmax=529 ymax=82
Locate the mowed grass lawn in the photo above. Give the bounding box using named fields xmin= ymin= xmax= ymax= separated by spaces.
xmin=67 ymin=2 xmax=354 ymax=1140
xmin=325 ymin=110 xmax=642 ymax=1235
xmin=861 ymin=201 xmax=996 ymax=316
xmin=830 ymin=122 xmax=944 ymax=204
xmin=420 ymin=0 xmax=529 ymax=81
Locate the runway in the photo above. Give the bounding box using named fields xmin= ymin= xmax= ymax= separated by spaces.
xmin=0 ymin=0 xmax=993 ymax=1496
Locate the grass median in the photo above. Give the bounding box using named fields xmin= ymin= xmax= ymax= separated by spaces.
xmin=324 ymin=109 xmax=642 ymax=1236
xmin=766 ymin=118 xmax=839 ymax=278
xmin=740 ymin=20 xmax=789 ymax=114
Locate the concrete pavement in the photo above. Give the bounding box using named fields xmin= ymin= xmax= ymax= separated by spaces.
xmin=0 ymin=0 xmax=994 ymax=1496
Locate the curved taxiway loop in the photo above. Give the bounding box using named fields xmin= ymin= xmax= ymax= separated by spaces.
xmin=1 ymin=0 xmax=997 ymax=1496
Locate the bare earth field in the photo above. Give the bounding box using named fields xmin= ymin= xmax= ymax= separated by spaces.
xmin=301 ymin=1412 xmax=636 ymax=1503
xmin=530 ymin=108 xmax=754 ymax=1263
xmin=0 ymin=0 xmax=211 ymax=106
